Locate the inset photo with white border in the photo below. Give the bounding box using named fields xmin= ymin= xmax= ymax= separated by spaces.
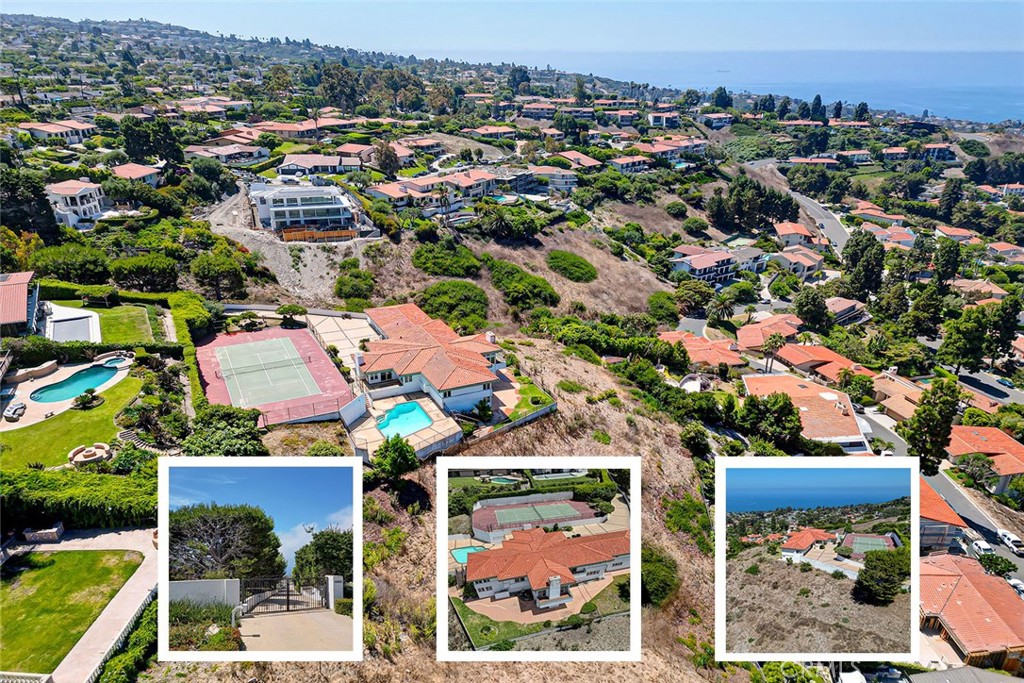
xmin=437 ymin=456 xmax=641 ymax=662
xmin=158 ymin=456 xmax=363 ymax=662
xmin=715 ymin=456 xmax=920 ymax=661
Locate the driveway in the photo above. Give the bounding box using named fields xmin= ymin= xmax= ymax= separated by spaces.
xmin=924 ymin=472 xmax=1023 ymax=581
xmin=860 ymin=410 xmax=908 ymax=457
xmin=19 ymin=528 xmax=158 ymax=683
xmin=239 ymin=609 xmax=354 ymax=652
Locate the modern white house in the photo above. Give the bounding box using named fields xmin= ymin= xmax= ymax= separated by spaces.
xmin=527 ymin=165 xmax=578 ymax=194
xmin=248 ymin=182 xmax=359 ymax=232
xmin=45 ymin=179 xmax=106 ymax=228
xmin=465 ymin=528 xmax=630 ymax=610
xmin=356 ymin=303 xmax=505 ymax=413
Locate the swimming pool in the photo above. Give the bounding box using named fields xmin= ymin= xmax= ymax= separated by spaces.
xmin=377 ymin=402 xmax=433 ymax=438
xmin=489 ymin=477 xmax=519 ymax=484
xmin=29 ymin=363 xmax=121 ymax=403
xmin=451 ymin=546 xmax=487 ymax=564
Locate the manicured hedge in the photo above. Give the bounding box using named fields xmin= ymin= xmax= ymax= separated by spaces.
xmin=334 ymin=598 xmax=354 ymax=617
xmin=0 ymin=468 xmax=158 ymax=531
xmin=248 ymin=155 xmax=284 ymax=173
xmin=97 ymin=599 xmax=157 ymax=683
xmin=2 ymin=336 xmax=184 ymax=369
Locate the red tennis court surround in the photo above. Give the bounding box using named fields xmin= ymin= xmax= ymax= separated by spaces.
xmin=840 ymin=532 xmax=896 ymax=559
xmin=196 ymin=326 xmax=354 ymax=426
xmin=472 ymin=500 xmax=599 ymax=533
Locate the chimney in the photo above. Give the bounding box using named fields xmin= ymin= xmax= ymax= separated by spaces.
xmin=352 ymin=352 xmax=364 ymax=377
xmin=485 ymin=331 xmax=496 ymax=344
xmin=836 ymin=402 xmax=849 ymax=416
xmin=547 ymin=575 xmax=561 ymax=600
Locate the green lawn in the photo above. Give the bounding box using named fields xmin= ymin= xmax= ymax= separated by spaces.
xmin=451 ymin=596 xmax=545 ymax=648
xmin=259 ymin=168 xmax=278 ymax=178
xmin=448 ymin=476 xmax=488 ymax=489
xmin=272 ymin=141 xmax=310 ymax=155
xmin=590 ymin=574 xmax=631 ymax=616
xmin=506 ymin=377 xmax=554 ymax=422
xmin=52 ymin=300 xmax=153 ymax=343
xmin=0 ymin=550 xmax=143 ymax=673
xmin=398 ymin=164 xmax=429 ymax=177
xmin=0 ymin=376 xmax=144 ymax=469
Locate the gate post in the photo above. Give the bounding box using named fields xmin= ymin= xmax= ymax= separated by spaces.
xmin=285 ymin=579 xmax=291 ymax=611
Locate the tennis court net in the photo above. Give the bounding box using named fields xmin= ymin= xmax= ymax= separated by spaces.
xmin=216 ymin=354 xmax=313 ymax=379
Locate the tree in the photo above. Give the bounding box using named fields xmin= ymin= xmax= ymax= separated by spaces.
xmin=956 ymin=452 xmax=996 ymax=487
xmin=119 ymin=115 xmax=151 ymax=162
xmin=936 ymin=306 xmax=988 ymax=374
xmin=275 ymin=304 xmax=307 ymax=327
xmin=793 ymin=286 xmax=832 ymax=331
xmin=370 ymin=435 xmax=419 ymax=482
xmin=647 ymin=291 xmax=679 ymax=325
xmin=737 ymin=392 xmax=803 ymax=450
xmin=169 ymin=503 xmax=285 ymax=580
xmin=796 ymin=101 xmax=811 ymax=119
xmin=899 ymin=379 xmax=967 ymax=475
xmin=854 ymin=545 xmax=909 ymax=604
xmin=149 ymin=118 xmax=183 ymax=163
xmin=810 ymin=94 xmax=825 ymax=120
xmin=842 ymin=228 xmax=885 ymax=297
xmin=984 ymin=295 xmax=1022 ymax=363
xmin=507 ymin=65 xmax=530 ymax=93
xmin=705 ymin=292 xmax=735 ymax=326
xmin=256 ymin=132 xmax=283 ymax=151
xmin=110 ymin=253 xmax=178 ymax=291
xmin=762 ymin=332 xmax=787 ymax=373
xmin=710 ymin=86 xmax=732 ymax=109
xmin=317 ymin=62 xmax=359 ymax=113
xmin=876 ymin=281 xmax=910 ymax=320
xmin=938 ymin=177 xmax=964 ymax=221
xmin=776 ymin=97 xmax=791 ymax=119
xmin=978 ymin=553 xmax=1018 ymax=577
xmin=190 ymin=252 xmax=243 ymax=300
xmin=680 ymin=422 xmax=712 ymax=459
xmin=180 ymin=405 xmax=269 ymax=458
xmin=0 ymin=168 xmax=60 ymax=244
xmin=573 ymin=75 xmax=588 ymax=106
xmin=832 ymin=101 xmax=843 ymax=119
xmin=292 ymin=527 xmax=354 ymax=587
xmin=29 ymin=244 xmax=110 ymax=284
xmin=932 ymin=237 xmax=961 ymax=289
xmin=373 ymin=139 xmax=400 ymax=178
xmin=265 ymin=64 xmax=293 ymax=99
xmin=853 ymin=102 xmax=870 ymax=121
xmin=675 ymin=279 xmax=716 ymax=315
xmin=191 ymin=156 xmax=225 ymax=185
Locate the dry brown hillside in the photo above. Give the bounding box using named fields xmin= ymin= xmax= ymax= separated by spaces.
xmin=147 ymin=343 xmax=722 ymax=683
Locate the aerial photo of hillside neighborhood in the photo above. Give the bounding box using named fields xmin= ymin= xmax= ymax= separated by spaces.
xmin=722 ymin=464 xmax=915 ymax=656
xmin=0 ymin=1 xmax=1023 ymax=681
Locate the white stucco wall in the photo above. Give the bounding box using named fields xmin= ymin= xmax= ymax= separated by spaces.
xmin=169 ymin=579 xmax=240 ymax=606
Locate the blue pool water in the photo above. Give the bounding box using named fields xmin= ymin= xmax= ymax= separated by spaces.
xmin=451 ymin=546 xmax=487 ymax=564
xmin=30 ymin=364 xmax=119 ymax=403
xmin=490 ymin=477 xmax=519 ymax=484
xmin=377 ymin=402 xmax=433 ymax=438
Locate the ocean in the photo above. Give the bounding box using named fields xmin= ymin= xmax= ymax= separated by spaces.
xmin=727 ymin=486 xmax=908 ymax=513
xmin=441 ymin=49 xmax=1024 ymax=123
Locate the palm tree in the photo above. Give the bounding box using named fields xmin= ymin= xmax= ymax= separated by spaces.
xmin=762 ymin=332 xmax=787 ymax=374
xmin=744 ymin=304 xmax=757 ymax=325
xmin=705 ymin=293 xmax=736 ymax=327
xmin=483 ymin=207 xmax=512 ymax=237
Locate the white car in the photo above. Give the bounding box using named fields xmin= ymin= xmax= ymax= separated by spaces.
xmin=972 ymin=539 xmax=995 ymax=556
xmin=998 ymin=529 xmax=1024 ymax=556
xmin=1007 ymin=577 xmax=1024 ymax=600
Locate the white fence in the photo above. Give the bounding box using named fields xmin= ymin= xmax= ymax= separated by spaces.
xmin=474 ymin=491 xmax=573 ymax=509
xmin=169 ymin=579 xmax=240 ymax=606
xmin=0 ymin=673 xmax=52 ymax=683
xmin=791 ymin=557 xmax=861 ymax=580
xmin=83 ymin=586 xmax=157 ymax=683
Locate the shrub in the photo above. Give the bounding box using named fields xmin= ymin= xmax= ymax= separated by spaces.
xmin=547 ymin=250 xmax=598 ymax=282
xmin=648 ymin=291 xmax=679 ymax=324
xmin=556 ymin=379 xmax=586 ymax=393
xmin=592 ymin=430 xmax=611 ymax=445
xmin=641 ymin=544 xmax=679 ymax=607
xmin=490 ymin=639 xmax=515 ymax=651
xmin=1 ymin=468 xmax=156 ymax=530
xmin=831 ymin=570 xmax=847 ymax=579
xmin=798 ymin=587 xmax=811 ymax=597
xmin=97 ymin=600 xmax=157 ymax=683
xmin=29 ymin=244 xmax=110 ymax=284
xmin=306 ymin=440 xmax=345 ymax=457
xmin=411 ymin=240 xmax=481 ymax=277
xmin=564 ymin=614 xmax=585 ymax=628
xmin=334 ymin=258 xmax=375 ymax=300
xmin=580 ymin=601 xmax=597 ymax=614
xmin=334 ymin=598 xmax=354 ymax=617
xmin=836 ymin=545 xmax=854 ymax=558
xmin=745 ymin=563 xmax=760 ymax=575
xmin=800 ymin=562 xmax=813 ymax=572
xmin=482 ymin=254 xmax=560 ymax=309
xmin=418 ymin=280 xmax=489 ymax=333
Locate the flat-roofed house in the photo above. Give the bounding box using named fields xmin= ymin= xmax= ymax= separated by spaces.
xmin=0 ymin=271 xmax=41 ymax=337
xmin=924 ymin=143 xmax=956 ymax=161
xmin=882 ymin=146 xmax=909 ymax=160
xmin=699 ymin=112 xmax=733 ymax=129
xmin=521 ymin=102 xmax=557 ymax=119
xmin=540 ymin=128 xmax=564 ymax=141
xmin=920 ymin=555 xmax=1024 ymax=672
xmin=249 ymin=182 xmax=359 ymax=233
xmin=920 ymin=477 xmax=967 ymax=553
xmin=465 ymin=529 xmax=630 ymax=610
xmin=743 ymin=373 xmax=873 ymax=454
xmin=527 ymin=165 xmax=578 ymax=194
xmin=647 ymin=111 xmax=680 ymax=128
xmin=185 ymin=144 xmax=270 ymax=166
xmin=46 ymin=179 xmax=105 ymax=228
xmin=837 ymin=149 xmax=871 ymax=164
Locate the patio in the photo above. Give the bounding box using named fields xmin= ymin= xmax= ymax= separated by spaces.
xmin=306 ymin=314 xmax=380 ymax=369
xmin=349 ymin=393 xmax=461 ymax=457
xmin=0 ymin=361 xmax=132 ymax=431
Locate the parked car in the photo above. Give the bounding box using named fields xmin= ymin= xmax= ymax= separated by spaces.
xmin=972 ymin=539 xmax=995 ymax=556
xmin=878 ymin=449 xmax=895 ymax=457
xmin=998 ymin=529 xmax=1024 ymax=556
xmin=1007 ymin=577 xmax=1024 ymax=599
xmin=997 ymin=377 xmax=1016 ymax=388
xmin=852 ymin=402 xmax=865 ymax=414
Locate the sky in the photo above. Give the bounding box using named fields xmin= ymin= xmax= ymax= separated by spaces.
xmin=169 ymin=465 xmax=354 ymax=572
xmin=11 ymin=1 xmax=1024 ymax=58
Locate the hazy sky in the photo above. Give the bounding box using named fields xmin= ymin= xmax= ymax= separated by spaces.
xmin=11 ymin=1 xmax=1024 ymax=58
xmin=169 ymin=465 xmax=354 ymax=571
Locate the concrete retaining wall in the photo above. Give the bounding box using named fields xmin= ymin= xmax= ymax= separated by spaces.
xmin=4 ymin=360 xmax=58 ymax=383
xmin=473 ymin=491 xmax=573 ymax=509
xmin=168 ymin=579 xmax=240 ymax=606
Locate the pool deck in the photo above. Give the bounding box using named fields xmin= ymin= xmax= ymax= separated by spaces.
xmin=350 ymin=393 xmax=460 ymax=457
xmin=0 ymin=361 xmax=131 ymax=432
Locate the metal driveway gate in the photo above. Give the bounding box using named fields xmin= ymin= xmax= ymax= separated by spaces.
xmin=241 ymin=577 xmax=328 ymax=614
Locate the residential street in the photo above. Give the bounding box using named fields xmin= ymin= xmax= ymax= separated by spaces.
xmin=924 ymin=472 xmax=1024 ymax=582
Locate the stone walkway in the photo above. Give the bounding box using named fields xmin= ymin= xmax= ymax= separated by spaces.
xmin=11 ymin=528 xmax=158 ymax=683
xmin=238 ymin=609 xmax=354 ymax=652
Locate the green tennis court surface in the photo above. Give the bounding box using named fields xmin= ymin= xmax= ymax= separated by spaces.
xmin=494 ymin=502 xmax=579 ymax=524
xmin=849 ymin=536 xmax=891 ymax=553
xmin=215 ymin=337 xmax=320 ymax=408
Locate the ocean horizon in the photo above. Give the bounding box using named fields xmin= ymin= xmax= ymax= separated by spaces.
xmin=727 ymin=486 xmax=908 ymax=514
xmin=436 ymin=49 xmax=1024 ymax=124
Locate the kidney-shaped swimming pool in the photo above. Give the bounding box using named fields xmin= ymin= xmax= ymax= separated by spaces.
xmin=29 ymin=362 xmax=122 ymax=403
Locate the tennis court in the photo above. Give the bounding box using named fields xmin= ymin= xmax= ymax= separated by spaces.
xmin=215 ymin=337 xmax=320 ymax=408
xmin=494 ymin=502 xmax=580 ymax=525
xmin=844 ymin=533 xmax=894 ymax=555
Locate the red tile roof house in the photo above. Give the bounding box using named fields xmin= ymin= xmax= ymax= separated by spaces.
xmin=658 ymin=331 xmax=746 ymax=368
xmin=936 ymin=224 xmax=980 ymax=243
xmin=780 ymin=527 xmax=837 ymax=560
xmin=110 ymin=162 xmax=162 ymax=186
xmin=463 ymin=125 xmax=516 ymax=140
xmin=521 ymin=102 xmax=558 ymax=119
xmin=465 ymin=529 xmax=630 ymax=611
xmin=836 ymin=149 xmax=872 ymax=164
xmin=46 ymin=179 xmax=106 ymax=228
xmin=882 ymin=146 xmax=909 ymax=160
xmin=0 ymin=271 xmax=41 ymax=337
xmin=826 ymin=296 xmax=870 ymax=325
xmin=402 ymin=137 xmax=444 ymax=155
xmin=608 ymin=156 xmax=650 ymax=174
xmin=540 ymin=128 xmax=565 ymax=141
xmin=770 ymin=245 xmax=825 ymax=278
xmin=356 ymin=303 xmax=505 ymax=415
xmin=773 ymin=221 xmax=813 ymax=247
xmin=276 ymin=154 xmax=344 ymax=175
xmin=851 ymin=200 xmax=906 ymax=226
xmin=744 ymin=373 xmax=873 ymax=454
xmin=987 ymin=241 xmax=1024 ymax=260
xmin=920 ymin=477 xmax=967 ymax=553
xmin=18 ymin=119 xmax=97 ymax=144
xmin=336 ymin=142 xmax=375 ymax=162
xmin=556 ymin=150 xmax=602 ymax=170
xmin=920 ymin=554 xmax=1024 ymax=672
xmin=946 ymin=425 xmax=1024 ymax=495
xmin=736 ymin=313 xmax=802 ymax=350
xmin=774 ymin=343 xmax=875 ymax=385
xmin=952 ymin=279 xmax=1008 ymax=302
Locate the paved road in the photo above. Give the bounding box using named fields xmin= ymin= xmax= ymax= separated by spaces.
xmin=860 ymin=411 xmax=908 ymax=457
xmin=925 ymin=472 xmax=1023 ymax=581
xmin=957 ymin=370 xmax=1024 ymax=405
